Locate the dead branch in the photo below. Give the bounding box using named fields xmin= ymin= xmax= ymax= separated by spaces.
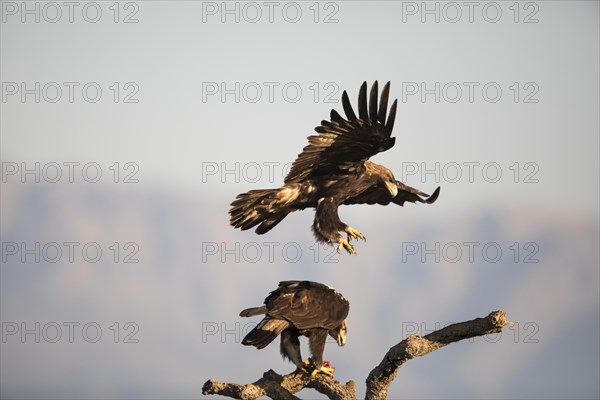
xmin=202 ymin=369 xmax=356 ymax=400
xmin=203 ymin=310 xmax=512 ymax=400
xmin=365 ymin=310 xmax=513 ymax=400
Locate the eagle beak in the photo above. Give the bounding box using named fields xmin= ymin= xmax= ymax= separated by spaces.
xmin=338 ymin=336 xmax=346 ymax=346
xmin=385 ymin=181 xmax=398 ymax=198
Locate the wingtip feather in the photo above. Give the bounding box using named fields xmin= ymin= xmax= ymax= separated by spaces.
xmin=369 ymin=81 xmax=379 ymax=122
xmin=384 ymin=99 xmax=398 ymax=137
xmin=378 ymin=82 xmax=391 ymax=124
xmin=425 ymin=186 xmax=441 ymax=204
xmin=342 ymin=90 xmax=357 ymax=121
xmin=358 ymin=82 xmax=368 ymax=120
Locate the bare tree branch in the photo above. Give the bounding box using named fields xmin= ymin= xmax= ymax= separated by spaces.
xmin=202 ymin=369 xmax=356 ymax=400
xmin=202 ymin=310 xmax=512 ymax=400
xmin=365 ymin=310 xmax=513 ymax=400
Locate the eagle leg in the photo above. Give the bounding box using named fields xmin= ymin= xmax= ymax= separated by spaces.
xmin=313 ymin=197 xmax=360 ymax=254
xmin=345 ymin=226 xmax=366 ymax=242
xmin=281 ymin=328 xmax=304 ymax=368
xmin=337 ymin=238 xmax=356 ymax=255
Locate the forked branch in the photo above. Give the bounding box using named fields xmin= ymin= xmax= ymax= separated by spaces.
xmin=202 ymin=310 xmax=512 ymax=400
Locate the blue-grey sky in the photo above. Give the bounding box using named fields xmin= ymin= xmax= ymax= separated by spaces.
xmin=1 ymin=1 xmax=599 ymax=399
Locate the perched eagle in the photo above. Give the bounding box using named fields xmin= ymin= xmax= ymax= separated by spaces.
xmin=240 ymin=280 xmax=349 ymax=376
xmin=230 ymin=81 xmax=440 ymax=254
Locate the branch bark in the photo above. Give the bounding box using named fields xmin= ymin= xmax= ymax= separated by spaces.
xmin=202 ymin=369 xmax=356 ymax=400
xmin=365 ymin=310 xmax=512 ymax=400
xmin=202 ymin=310 xmax=512 ymax=400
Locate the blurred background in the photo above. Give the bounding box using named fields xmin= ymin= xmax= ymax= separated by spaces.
xmin=1 ymin=1 xmax=598 ymax=399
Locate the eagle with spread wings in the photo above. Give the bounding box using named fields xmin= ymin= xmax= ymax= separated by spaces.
xmin=229 ymin=81 xmax=440 ymax=254
xmin=240 ymin=280 xmax=349 ymax=376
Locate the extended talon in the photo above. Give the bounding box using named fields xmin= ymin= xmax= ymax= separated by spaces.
xmin=337 ymin=238 xmax=356 ymax=255
xmin=311 ymin=361 xmax=335 ymax=376
xmin=345 ymin=226 xmax=366 ymax=242
xmin=298 ymin=359 xmax=312 ymax=373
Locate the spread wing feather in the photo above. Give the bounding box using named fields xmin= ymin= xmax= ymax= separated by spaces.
xmin=343 ymin=183 xmax=441 ymax=206
xmin=265 ymin=281 xmax=349 ymax=331
xmin=284 ymin=81 xmax=397 ymax=184
xmin=378 ymin=82 xmax=389 ymax=124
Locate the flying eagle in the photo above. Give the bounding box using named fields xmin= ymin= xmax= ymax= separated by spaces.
xmin=229 ymin=81 xmax=440 ymax=254
xmin=240 ymin=280 xmax=349 ymax=376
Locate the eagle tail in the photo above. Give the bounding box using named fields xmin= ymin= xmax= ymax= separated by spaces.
xmin=229 ymin=188 xmax=293 ymax=234
xmin=242 ymin=318 xmax=289 ymax=349
xmin=239 ymin=305 xmax=267 ymax=317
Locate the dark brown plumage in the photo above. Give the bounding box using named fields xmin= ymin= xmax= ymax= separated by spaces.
xmin=240 ymin=280 xmax=349 ymax=375
xmin=229 ymin=81 xmax=440 ymax=254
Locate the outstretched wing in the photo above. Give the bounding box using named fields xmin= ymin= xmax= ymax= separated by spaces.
xmin=343 ymin=182 xmax=441 ymax=206
xmin=284 ymin=81 xmax=398 ymax=184
xmin=266 ymin=281 xmax=349 ymax=331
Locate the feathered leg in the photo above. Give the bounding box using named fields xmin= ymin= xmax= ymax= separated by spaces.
xmin=280 ymin=328 xmax=304 ymax=369
xmin=308 ymin=329 xmax=335 ymax=376
xmin=312 ymin=197 xmax=364 ymax=254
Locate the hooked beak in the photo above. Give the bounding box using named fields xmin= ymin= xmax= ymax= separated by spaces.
xmin=385 ymin=181 xmax=398 ymax=198
xmin=337 ymin=336 xmax=346 ymax=346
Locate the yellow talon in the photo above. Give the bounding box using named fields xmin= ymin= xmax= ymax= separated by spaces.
xmin=298 ymin=359 xmax=312 ymax=373
xmin=337 ymin=239 xmax=356 ymax=255
xmin=345 ymin=226 xmax=365 ymax=242
xmin=302 ymin=359 xmax=335 ymax=377
xmin=311 ymin=362 xmax=335 ymax=377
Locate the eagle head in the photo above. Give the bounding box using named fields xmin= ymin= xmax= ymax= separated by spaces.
xmin=366 ymin=162 xmax=398 ymax=198
xmin=329 ymin=320 xmax=347 ymax=346
xmin=381 ymin=169 xmax=398 ymax=198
